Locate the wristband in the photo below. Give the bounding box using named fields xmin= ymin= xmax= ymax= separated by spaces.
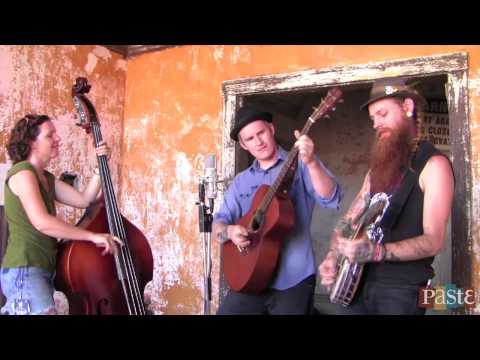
xmin=372 ymin=243 xmax=386 ymax=262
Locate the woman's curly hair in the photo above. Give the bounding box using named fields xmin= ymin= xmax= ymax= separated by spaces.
xmin=6 ymin=114 xmax=51 ymax=164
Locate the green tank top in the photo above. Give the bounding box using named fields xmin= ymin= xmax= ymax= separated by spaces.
xmin=1 ymin=161 xmax=57 ymax=273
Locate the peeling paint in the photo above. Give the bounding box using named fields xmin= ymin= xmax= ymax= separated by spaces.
xmin=213 ymin=46 xmax=224 ymax=62
xmin=174 ymin=152 xmax=193 ymax=183
xmin=93 ymin=45 xmax=112 ymax=61
xmin=199 ymin=114 xmax=211 ymax=125
xmin=179 ymin=118 xmax=194 ymax=136
xmin=115 ymin=59 xmax=127 ymax=72
xmin=85 ymin=53 xmax=98 ymax=74
xmin=230 ymin=46 xmax=251 ymax=64
xmin=0 ymin=46 xmax=15 ymax=98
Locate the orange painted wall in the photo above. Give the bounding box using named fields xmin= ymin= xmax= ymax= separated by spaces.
xmin=0 ymin=45 xmax=126 ymax=313
xmin=123 ymin=45 xmax=480 ymax=314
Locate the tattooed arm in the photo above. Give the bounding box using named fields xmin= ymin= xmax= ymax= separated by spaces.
xmin=213 ymin=222 xmax=229 ymax=244
xmin=382 ymin=155 xmax=454 ymax=261
xmin=327 ymin=173 xmax=371 ymax=255
xmin=319 ymin=174 xmax=371 ymax=289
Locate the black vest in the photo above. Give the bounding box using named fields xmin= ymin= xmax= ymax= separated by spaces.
xmin=364 ymin=140 xmax=451 ymax=285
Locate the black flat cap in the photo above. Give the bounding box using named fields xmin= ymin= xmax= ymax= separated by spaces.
xmin=230 ymin=106 xmax=272 ymax=141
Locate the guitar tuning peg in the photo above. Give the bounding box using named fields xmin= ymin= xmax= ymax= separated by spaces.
xmin=332 ymin=107 xmax=336 ymax=111
xmin=324 ymin=114 xmax=330 ymax=119
xmin=338 ymin=99 xmax=344 ymax=103
xmin=312 ymin=106 xmax=318 ymax=112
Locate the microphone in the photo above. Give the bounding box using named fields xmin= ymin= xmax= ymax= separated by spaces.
xmin=204 ymin=154 xmax=217 ymax=200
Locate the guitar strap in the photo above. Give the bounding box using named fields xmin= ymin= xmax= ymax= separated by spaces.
xmin=379 ymin=167 xmax=417 ymax=230
xmin=379 ymin=141 xmax=441 ymax=239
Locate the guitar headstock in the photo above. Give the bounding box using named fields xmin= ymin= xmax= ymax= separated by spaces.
xmin=309 ymin=87 xmax=343 ymax=123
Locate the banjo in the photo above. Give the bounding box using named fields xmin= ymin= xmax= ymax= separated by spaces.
xmin=329 ymin=192 xmax=390 ymax=306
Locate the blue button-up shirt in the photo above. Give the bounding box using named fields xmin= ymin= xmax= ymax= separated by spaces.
xmin=214 ymin=147 xmax=342 ymax=290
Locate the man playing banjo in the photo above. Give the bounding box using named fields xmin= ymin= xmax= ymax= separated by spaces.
xmin=319 ymin=78 xmax=454 ymax=315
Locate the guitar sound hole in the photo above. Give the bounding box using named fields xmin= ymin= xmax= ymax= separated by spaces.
xmin=251 ymin=211 xmax=264 ymax=232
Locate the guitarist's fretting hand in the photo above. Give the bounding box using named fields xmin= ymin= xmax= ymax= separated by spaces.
xmin=337 ymin=234 xmax=373 ymax=263
xmin=337 ymin=234 xmax=386 ymax=264
xmin=227 ymin=224 xmax=251 ymax=250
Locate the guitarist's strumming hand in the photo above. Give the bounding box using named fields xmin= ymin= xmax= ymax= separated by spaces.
xmin=227 ymin=224 xmax=251 ymax=252
xmin=337 ymin=233 xmax=386 ymax=264
xmin=319 ymin=249 xmax=339 ymax=291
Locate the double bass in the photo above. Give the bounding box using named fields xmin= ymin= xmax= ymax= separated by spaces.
xmin=55 ymin=77 xmax=154 ymax=315
xmin=222 ymin=87 xmax=343 ymax=294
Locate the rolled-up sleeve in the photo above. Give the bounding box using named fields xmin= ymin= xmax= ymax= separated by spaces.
xmin=301 ymin=157 xmax=343 ymax=209
xmin=213 ymin=178 xmax=242 ymax=225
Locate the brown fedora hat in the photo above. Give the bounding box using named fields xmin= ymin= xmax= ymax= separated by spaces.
xmin=360 ymin=78 xmax=427 ymax=111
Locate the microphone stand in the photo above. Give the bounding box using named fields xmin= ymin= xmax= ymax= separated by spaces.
xmin=197 ymin=182 xmax=213 ymax=315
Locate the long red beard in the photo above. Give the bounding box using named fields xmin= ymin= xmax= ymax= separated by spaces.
xmin=369 ymin=126 xmax=412 ymax=194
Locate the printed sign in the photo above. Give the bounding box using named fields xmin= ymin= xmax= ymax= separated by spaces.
xmin=420 ymin=99 xmax=450 ymax=153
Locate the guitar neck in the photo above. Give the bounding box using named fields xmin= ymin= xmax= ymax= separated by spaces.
xmin=255 ymin=88 xmax=342 ymax=215
xmin=257 ymin=116 xmax=316 ymax=213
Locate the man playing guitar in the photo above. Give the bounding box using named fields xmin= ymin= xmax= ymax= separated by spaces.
xmin=214 ymin=105 xmax=342 ymax=315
